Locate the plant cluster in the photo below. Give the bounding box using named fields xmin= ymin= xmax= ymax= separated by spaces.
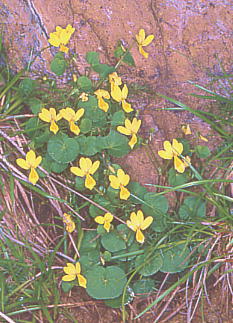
xmin=0 ymin=25 xmax=232 ymax=320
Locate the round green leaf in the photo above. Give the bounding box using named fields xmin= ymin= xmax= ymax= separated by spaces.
xmin=111 ymin=110 xmax=125 ymax=126
xmin=195 ymin=145 xmax=211 ymax=158
xmin=48 ymin=134 xmax=79 ymax=163
xmin=61 ymin=281 xmax=74 ymax=293
xmin=76 ymin=136 xmax=99 ymax=156
xmin=86 ymin=51 xmax=100 ymax=65
xmin=142 ymin=193 xmax=169 ymax=217
xmin=133 ymin=279 xmax=155 ymax=298
xmin=77 ymin=76 xmax=92 ymax=91
xmin=75 ymin=176 xmax=85 ymax=191
xmin=101 ymin=231 xmax=126 ymax=252
xmin=86 ymin=265 xmax=127 ymax=299
xmin=168 ymin=168 xmax=187 ymax=186
xmin=27 ymin=98 xmax=43 ymax=114
xmin=135 ymin=252 xmax=163 ymax=276
xmin=160 ymin=244 xmax=190 ymax=273
xmin=79 ymin=231 xmax=99 ymax=253
xmin=102 ymin=130 xmax=130 ymax=157
xmin=128 ymin=182 xmax=147 ymax=204
xmin=50 ymin=57 xmax=67 ymax=76
xmin=79 ymin=118 xmax=93 ymax=134
xmin=150 ymin=215 xmax=169 ymax=232
xmin=42 ymin=154 xmax=67 ymax=173
xmin=179 ymin=196 xmax=206 ymax=220
xmin=79 ymin=250 xmax=100 ymax=273
xmin=19 ymin=78 xmax=37 ymax=96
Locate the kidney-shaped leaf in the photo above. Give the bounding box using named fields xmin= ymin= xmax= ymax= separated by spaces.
xmin=135 ymin=252 xmax=163 ymax=277
xmin=160 ymin=244 xmax=190 ymax=273
xmin=86 ymin=265 xmax=127 ymax=299
xmin=102 ymin=130 xmax=130 ymax=157
xmin=48 ymin=134 xmax=79 ymax=163
xmin=142 ymin=193 xmax=169 ymax=217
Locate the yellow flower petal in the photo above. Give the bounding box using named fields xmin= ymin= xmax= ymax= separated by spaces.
xmin=172 ymin=139 xmax=183 ymax=155
xmin=141 ymin=216 xmax=153 ymax=230
xmin=64 ymin=263 xmax=76 ymax=275
xmin=34 ymin=156 xmax=42 ymax=168
xmin=109 ymin=72 xmax=122 ymax=86
xmin=59 ymin=44 xmax=69 ymax=53
xmin=62 ymin=274 xmax=76 ymax=281
xmin=142 ymin=34 xmax=154 ymax=46
xmin=95 ymin=216 xmax=105 ymax=225
xmin=111 ymin=84 xmax=122 ymax=102
xmin=121 ymin=84 xmax=128 ymax=100
xmin=128 ymin=134 xmax=137 ymax=149
xmin=89 ymin=160 xmax=100 ymax=175
xmin=74 ymin=108 xmax=85 ymax=122
xmin=50 ymin=120 xmax=59 ymax=134
xmin=16 ymin=158 xmax=30 ymax=170
xmin=75 ymin=262 xmax=81 ymax=274
xmin=70 ymin=121 xmax=80 ymax=135
xmin=29 ymin=168 xmax=39 ymax=185
xmin=104 ymin=213 xmax=113 ymax=222
xmin=66 ymin=222 xmax=75 ymax=233
xmin=85 ymin=174 xmax=96 ymax=190
xmin=137 ymin=29 xmax=146 ymax=44
xmin=77 ymin=274 xmax=87 ymax=288
xmin=182 ymin=124 xmax=192 ymax=135
xmin=139 ymin=45 xmax=149 ymax=59
xmin=98 ymin=97 xmax=109 ymax=112
xmin=104 ymin=221 xmax=111 ymax=232
xmin=136 ymin=210 xmax=144 ymax=226
xmin=109 ymin=174 xmax=120 ymax=189
xmin=117 ymin=169 xmax=130 ymax=186
xmin=132 ymin=118 xmax=141 ymax=133
xmin=199 ymin=134 xmax=208 ymax=142
xmin=120 ymin=186 xmax=130 ymax=200
xmin=80 ymin=157 xmax=92 ymax=173
xmin=38 ymin=108 xmax=52 ymax=123
xmin=70 ymin=166 xmax=85 ymax=177
xmin=122 ymin=100 xmax=133 ymax=113
xmin=26 ymin=150 xmax=36 ymax=165
xmin=126 ymin=219 xmax=137 ymax=232
xmin=174 ymin=156 xmax=185 ymax=173
xmin=136 ymin=229 xmax=145 ymax=244
xmin=117 ymin=126 xmax=131 ymax=136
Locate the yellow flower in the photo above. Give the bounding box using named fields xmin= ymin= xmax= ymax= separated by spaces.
xmin=62 ymin=262 xmax=87 ymax=288
xmin=79 ymin=92 xmax=89 ymax=102
xmin=109 ymin=72 xmax=122 ymax=88
xmin=181 ymin=124 xmax=192 ymax=135
xmin=199 ymin=134 xmax=208 ymax=142
xmin=16 ymin=150 xmax=42 ymax=185
xmin=117 ymin=118 xmax=141 ymax=149
xmin=70 ymin=157 xmax=100 ymax=190
xmin=63 ymin=213 xmax=75 ymax=233
xmin=48 ymin=24 xmax=75 ymax=54
xmin=158 ymin=139 xmax=190 ymax=173
xmin=109 ymin=169 xmax=130 ymax=200
xmin=136 ymin=29 xmax=154 ymax=59
xmin=126 ymin=210 xmax=153 ymax=244
xmin=94 ymin=89 xmax=110 ymax=112
xmin=111 ymin=84 xmax=133 ymax=113
xmin=38 ymin=108 xmax=62 ymax=134
xmin=72 ymin=74 xmax=77 ymax=82
xmin=95 ymin=213 xmax=113 ymax=232
xmin=59 ymin=107 xmax=84 ymax=135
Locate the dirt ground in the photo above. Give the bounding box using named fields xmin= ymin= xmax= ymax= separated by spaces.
xmin=0 ymin=0 xmax=232 ymax=322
